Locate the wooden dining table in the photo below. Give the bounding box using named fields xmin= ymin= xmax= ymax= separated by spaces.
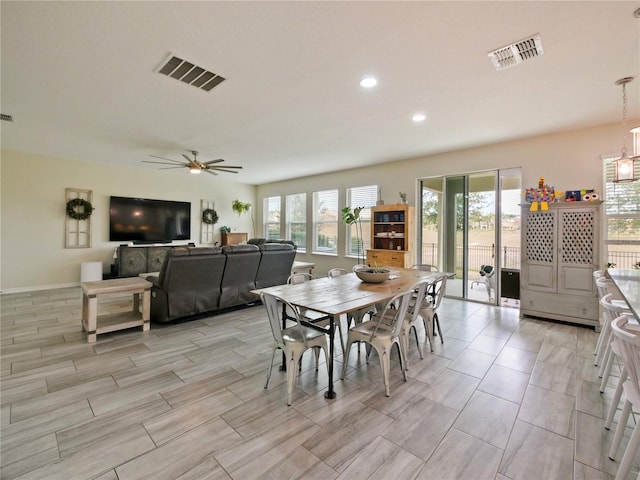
xmin=252 ymin=268 xmax=447 ymax=399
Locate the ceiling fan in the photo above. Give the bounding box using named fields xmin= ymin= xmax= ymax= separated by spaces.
xmin=142 ymin=150 xmax=243 ymax=176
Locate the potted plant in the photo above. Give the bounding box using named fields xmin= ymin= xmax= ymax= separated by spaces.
xmin=341 ymin=206 xmax=365 ymax=265
xmin=231 ymin=199 xmax=254 ymax=237
xmin=232 ymin=199 xmax=251 ymax=217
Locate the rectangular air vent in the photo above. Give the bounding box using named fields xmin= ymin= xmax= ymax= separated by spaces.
xmin=1 ymin=113 xmax=13 ymax=122
xmin=155 ymin=53 xmax=225 ymax=92
xmin=488 ymin=34 xmax=543 ymax=71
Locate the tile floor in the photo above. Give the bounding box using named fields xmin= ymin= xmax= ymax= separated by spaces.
xmin=1 ymin=287 xmax=638 ymax=479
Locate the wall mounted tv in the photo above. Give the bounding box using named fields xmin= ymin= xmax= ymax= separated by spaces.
xmin=109 ymin=196 xmax=191 ymax=243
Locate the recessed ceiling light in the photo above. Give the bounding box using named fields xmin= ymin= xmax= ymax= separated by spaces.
xmin=412 ymin=113 xmax=427 ymax=123
xmin=360 ymin=76 xmax=378 ymax=88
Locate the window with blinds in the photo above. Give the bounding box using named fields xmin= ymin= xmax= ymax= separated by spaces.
xmin=286 ymin=193 xmax=306 ymax=252
xmin=603 ymin=157 xmax=640 ymax=268
xmin=345 ymin=185 xmax=378 ymax=257
xmin=263 ymin=196 xmax=281 ymax=240
xmin=313 ymin=189 xmax=338 ymax=255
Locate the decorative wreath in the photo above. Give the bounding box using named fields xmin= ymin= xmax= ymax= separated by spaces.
xmin=202 ymin=208 xmax=219 ymax=225
xmin=66 ymin=198 xmax=94 ymax=220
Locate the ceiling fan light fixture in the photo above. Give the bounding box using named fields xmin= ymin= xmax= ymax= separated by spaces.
xmin=142 ymin=150 xmax=242 ymax=176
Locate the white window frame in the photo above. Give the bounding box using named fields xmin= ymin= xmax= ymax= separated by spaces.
xmin=603 ymin=156 xmax=640 ymax=269
xmin=345 ymin=185 xmax=378 ymax=258
xmin=286 ymin=193 xmax=306 ymax=252
xmin=263 ymin=196 xmax=281 ymax=240
xmin=312 ymin=189 xmax=338 ymax=255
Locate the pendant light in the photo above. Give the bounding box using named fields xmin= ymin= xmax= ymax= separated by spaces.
xmin=613 ymin=77 xmax=637 ymax=183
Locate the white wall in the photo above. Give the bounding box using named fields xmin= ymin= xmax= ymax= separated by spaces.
xmin=1 ymin=121 xmax=632 ymax=291
xmin=256 ymin=122 xmax=628 ymax=276
xmin=0 ymin=151 xmax=256 ymax=292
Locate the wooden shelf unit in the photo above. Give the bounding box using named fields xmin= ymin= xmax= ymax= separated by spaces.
xmin=366 ymin=203 xmax=414 ymax=268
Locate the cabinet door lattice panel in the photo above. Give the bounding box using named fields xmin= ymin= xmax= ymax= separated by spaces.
xmin=560 ymin=210 xmax=595 ymax=264
xmin=525 ymin=212 xmax=555 ymax=263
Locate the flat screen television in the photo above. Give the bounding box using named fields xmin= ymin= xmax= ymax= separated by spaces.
xmin=109 ymin=196 xmax=191 ymax=243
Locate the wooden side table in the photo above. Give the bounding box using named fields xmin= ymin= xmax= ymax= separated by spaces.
xmin=81 ymin=277 xmax=151 ymax=343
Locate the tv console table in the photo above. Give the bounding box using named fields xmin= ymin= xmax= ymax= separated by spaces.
xmin=114 ymin=244 xmax=191 ymax=277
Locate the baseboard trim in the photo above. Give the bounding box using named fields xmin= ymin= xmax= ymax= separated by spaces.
xmin=1 ymin=282 xmax=79 ymax=295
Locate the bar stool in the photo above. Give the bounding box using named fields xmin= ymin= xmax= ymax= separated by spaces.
xmin=607 ymin=316 xmax=640 ymax=480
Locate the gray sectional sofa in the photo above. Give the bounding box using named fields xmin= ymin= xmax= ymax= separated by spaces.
xmin=149 ymin=243 xmax=296 ymax=323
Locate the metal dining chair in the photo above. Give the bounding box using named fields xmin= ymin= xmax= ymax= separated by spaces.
xmin=327 ymin=268 xmax=348 ymax=278
xmin=341 ymin=289 xmax=413 ymax=396
xmin=287 ymin=273 xmax=346 ymax=354
xmin=327 ymin=267 xmax=373 ymax=330
xmin=399 ymin=279 xmax=431 ymax=369
xmin=418 ymin=274 xmax=448 ymax=351
xmin=411 ymin=264 xmax=439 ymax=272
xmin=261 ymin=291 xmax=329 ymax=406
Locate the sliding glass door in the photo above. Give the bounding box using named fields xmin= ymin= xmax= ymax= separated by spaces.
xmin=418 ymin=169 xmax=521 ymax=304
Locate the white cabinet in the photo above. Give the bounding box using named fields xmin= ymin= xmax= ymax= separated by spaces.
xmin=520 ymin=202 xmax=601 ymax=328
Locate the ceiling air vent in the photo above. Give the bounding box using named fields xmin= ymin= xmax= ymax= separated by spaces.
xmin=155 ymin=53 xmax=225 ymax=92
xmin=488 ymin=34 xmax=543 ymax=71
xmin=1 ymin=113 xmax=13 ymax=122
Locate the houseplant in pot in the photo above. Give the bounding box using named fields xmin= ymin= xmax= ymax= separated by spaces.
xmin=341 ymin=206 xmax=365 ymax=265
xmin=231 ymin=199 xmax=255 ymax=237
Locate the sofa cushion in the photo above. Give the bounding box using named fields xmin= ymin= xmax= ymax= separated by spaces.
xmin=247 ymin=238 xmax=297 ymax=249
xmin=222 ymin=244 xmax=260 ymax=254
xmin=255 ymin=243 xmax=296 ymax=289
xmin=159 ymin=247 xmax=226 ymax=319
xmin=220 ymin=244 xmax=261 ymax=308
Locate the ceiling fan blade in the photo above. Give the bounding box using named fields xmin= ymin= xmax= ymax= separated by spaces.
xmin=202 ymin=159 xmax=225 ymax=165
xmin=142 ymin=160 xmax=188 ymax=166
xmin=210 ymin=165 xmax=243 ymax=170
xmin=148 ymin=155 xmax=184 ymax=164
xmin=158 ymin=166 xmax=187 ymax=170
xmin=203 ymin=169 xmax=218 ymax=176
xmin=182 ymin=153 xmax=195 ymax=163
xmin=208 ymin=168 xmax=240 ymax=174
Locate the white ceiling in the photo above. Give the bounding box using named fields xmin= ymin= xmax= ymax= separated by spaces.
xmin=1 ymin=1 xmax=639 ymax=185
